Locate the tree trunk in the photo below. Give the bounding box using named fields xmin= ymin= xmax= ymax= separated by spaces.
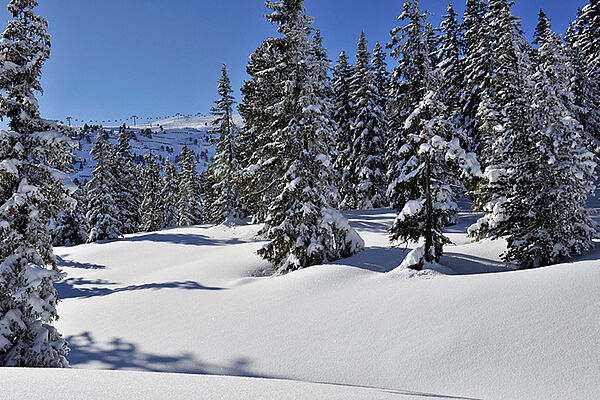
xmin=424 ymin=155 xmax=434 ymax=264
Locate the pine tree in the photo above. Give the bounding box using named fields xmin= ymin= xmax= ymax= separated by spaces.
xmin=86 ymin=129 xmax=121 ymax=242
xmin=388 ymin=53 xmax=480 ymax=268
xmin=533 ymin=9 xmax=550 ymax=47
xmin=372 ymin=42 xmax=390 ymax=114
xmin=139 ymin=153 xmax=164 ymax=232
xmin=113 ymin=130 xmax=141 ymax=234
xmin=0 ymin=1 xmax=71 ymax=366
xmin=438 ymin=4 xmax=464 ymax=120
xmin=51 ymin=184 xmax=89 ymax=246
xmin=161 ymin=158 xmax=179 ymax=228
xmin=177 ymin=145 xmax=202 ymax=226
xmin=567 ymin=3 xmax=600 ymax=149
xmin=470 ymin=23 xmax=598 ymax=269
xmin=207 ymin=63 xmax=243 ymax=224
xmin=237 ymin=41 xmax=285 ymax=222
xmin=0 ymin=0 xmax=58 ymax=134
xmin=332 ymin=51 xmax=355 ymax=210
xmin=345 ymin=31 xmax=388 ymax=209
xmin=256 ymin=0 xmax=364 ymax=273
xmin=386 ymin=0 xmax=432 ymax=212
xmin=460 ymin=0 xmax=493 ymax=153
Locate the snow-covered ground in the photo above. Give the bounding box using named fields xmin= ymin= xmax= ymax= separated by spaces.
xmin=4 ymin=206 xmax=598 ymax=399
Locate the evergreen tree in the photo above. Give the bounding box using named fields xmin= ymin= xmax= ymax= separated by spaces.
xmin=345 ymin=31 xmax=388 ymax=209
xmin=86 ymin=129 xmax=121 ymax=242
xmin=470 ymin=23 xmax=598 ymax=269
xmin=567 ymin=3 xmax=600 ymax=149
xmin=207 ymin=63 xmax=243 ymax=224
xmin=460 ymin=0 xmax=493 ymax=153
xmin=0 ymin=0 xmax=58 ymax=134
xmin=256 ymin=0 xmax=364 ymax=273
xmin=332 ymin=51 xmax=355 ymax=209
xmin=372 ymin=42 xmax=390 ymax=114
xmin=237 ymin=41 xmax=285 ymax=222
xmin=0 ymin=128 xmax=71 ymax=367
xmin=533 ymin=9 xmax=550 ymax=47
xmin=113 ymin=130 xmax=141 ymax=234
xmin=51 ymin=185 xmax=89 ymax=246
xmin=386 ymin=0 xmax=432 ymax=212
xmin=388 ymin=51 xmax=480 ymax=268
xmin=177 ymin=145 xmax=202 ymax=226
xmin=139 ymin=153 xmax=164 ymax=232
xmin=161 ymin=158 xmax=179 ymax=228
xmin=438 ymin=4 xmax=464 ymax=120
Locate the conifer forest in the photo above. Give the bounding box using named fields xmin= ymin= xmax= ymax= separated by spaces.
xmin=0 ymin=0 xmax=599 ymax=399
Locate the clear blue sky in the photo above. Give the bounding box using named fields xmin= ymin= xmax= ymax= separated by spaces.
xmin=0 ymin=0 xmax=588 ymax=125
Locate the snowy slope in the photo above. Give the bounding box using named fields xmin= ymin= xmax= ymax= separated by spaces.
xmin=69 ymin=115 xmax=244 ymax=184
xmin=43 ymin=209 xmax=600 ymax=400
xmin=0 ymin=369 xmax=459 ymax=400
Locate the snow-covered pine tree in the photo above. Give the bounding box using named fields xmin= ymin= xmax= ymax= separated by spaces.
xmin=206 ymin=63 xmax=243 ymax=224
xmin=161 ymin=158 xmax=179 ymax=228
xmin=0 ymin=0 xmax=60 ymax=134
xmin=438 ymin=4 xmax=464 ymax=121
xmin=113 ymin=130 xmax=141 ymax=234
xmin=0 ymin=0 xmax=72 ymax=367
xmin=176 ymin=145 xmax=202 ymax=226
xmin=139 ymin=153 xmax=164 ymax=232
xmin=86 ymin=129 xmax=121 ymax=242
xmin=533 ymin=9 xmax=550 ymax=47
xmin=388 ymin=64 xmax=480 ymax=269
xmin=471 ymin=23 xmax=598 ymax=269
xmin=256 ymin=0 xmax=364 ymax=273
xmin=332 ymin=51 xmax=355 ymax=210
xmin=469 ymin=1 xmax=549 ymax=266
xmin=460 ymin=0 xmax=493 ymax=154
xmin=372 ymin=42 xmax=390 ymax=114
xmin=237 ymin=41 xmax=285 ymax=222
xmin=345 ymin=31 xmax=388 ymax=209
xmin=0 ymin=129 xmax=71 ymax=367
xmin=568 ymin=2 xmax=600 ymax=149
xmin=386 ymin=0 xmax=431 ymax=212
xmin=51 ymin=184 xmax=89 ymax=246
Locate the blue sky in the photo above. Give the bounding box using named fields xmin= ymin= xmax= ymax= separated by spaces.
xmin=0 ymin=0 xmax=588 ymax=125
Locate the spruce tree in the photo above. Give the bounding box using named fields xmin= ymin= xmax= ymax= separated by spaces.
xmin=86 ymin=129 xmax=121 ymax=242
xmin=113 ymin=130 xmax=141 ymax=234
xmin=207 ymin=63 xmax=243 ymax=224
xmin=372 ymin=42 xmax=390 ymax=114
xmin=161 ymin=158 xmax=179 ymax=228
xmin=139 ymin=153 xmax=164 ymax=232
xmin=51 ymin=184 xmax=89 ymax=246
xmin=533 ymin=9 xmax=550 ymax=47
xmin=345 ymin=31 xmax=388 ymax=209
xmin=438 ymin=4 xmax=464 ymax=120
xmin=0 ymin=0 xmax=71 ymax=366
xmin=176 ymin=145 xmax=202 ymax=226
xmin=386 ymin=0 xmax=432 ymax=212
xmin=256 ymin=0 xmax=364 ymax=273
xmin=470 ymin=23 xmax=597 ymax=269
xmin=237 ymin=42 xmax=285 ymax=222
xmin=460 ymin=0 xmax=493 ymax=153
xmin=332 ymin=51 xmax=355 ymax=210
xmin=0 ymin=0 xmax=58 ymax=134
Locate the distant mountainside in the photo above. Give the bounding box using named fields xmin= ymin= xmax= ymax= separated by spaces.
xmin=70 ymin=115 xmax=243 ymax=185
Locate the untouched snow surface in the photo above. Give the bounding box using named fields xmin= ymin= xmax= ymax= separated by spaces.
xmin=3 ymin=208 xmax=600 ymax=399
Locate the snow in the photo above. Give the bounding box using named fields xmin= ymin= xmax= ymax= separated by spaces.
xmin=3 ymin=206 xmax=599 ymax=399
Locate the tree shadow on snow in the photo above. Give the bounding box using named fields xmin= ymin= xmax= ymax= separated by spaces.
xmin=117 ymin=232 xmax=249 ymax=247
xmin=329 ymin=246 xmax=409 ymax=273
xmin=65 ymin=331 xmax=279 ymax=379
xmin=65 ymin=332 xmax=483 ymax=399
xmin=56 ymin=255 xmax=106 ymax=270
xmin=56 ymin=277 xmax=224 ymax=299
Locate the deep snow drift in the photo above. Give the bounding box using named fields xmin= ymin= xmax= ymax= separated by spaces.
xmin=3 ymin=207 xmax=600 ymax=399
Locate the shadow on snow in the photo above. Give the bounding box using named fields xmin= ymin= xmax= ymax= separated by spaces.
xmin=56 ymin=278 xmax=224 ymax=299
